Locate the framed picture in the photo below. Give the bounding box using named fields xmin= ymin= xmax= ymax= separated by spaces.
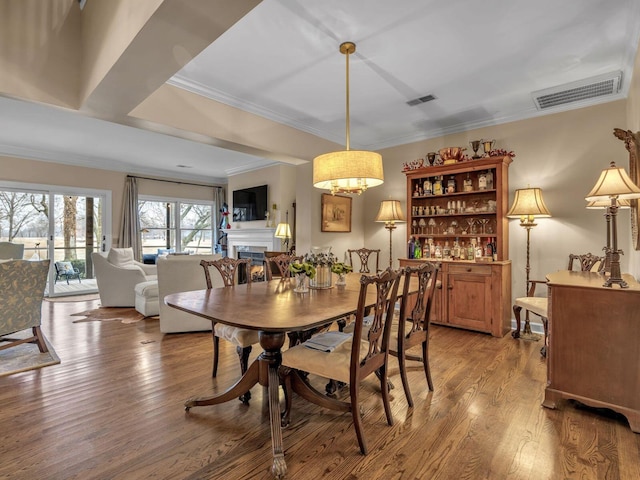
xmin=321 ymin=193 xmax=352 ymax=232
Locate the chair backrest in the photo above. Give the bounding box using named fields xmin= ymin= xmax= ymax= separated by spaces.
xmin=567 ymin=253 xmax=604 ymax=273
xmin=349 ymin=268 xmax=402 ymax=379
xmin=348 ymin=248 xmax=381 ymax=274
xmin=264 ymin=253 xmax=302 ymax=281
xmin=0 ymin=260 xmax=50 ymax=336
xmin=0 ymin=242 xmax=25 ymax=260
xmin=201 ymin=257 xmax=252 ymax=288
xmin=397 ymin=262 xmax=439 ymax=347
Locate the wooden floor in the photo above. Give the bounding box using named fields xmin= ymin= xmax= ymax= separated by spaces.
xmin=1 ymin=299 xmax=639 ymax=480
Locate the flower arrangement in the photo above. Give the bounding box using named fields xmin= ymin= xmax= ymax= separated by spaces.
xmin=303 ymin=250 xmax=338 ymax=266
xmin=289 ymin=262 xmax=316 ymax=279
xmin=330 ymin=262 xmax=353 ymax=275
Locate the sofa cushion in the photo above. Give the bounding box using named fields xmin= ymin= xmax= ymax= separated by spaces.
xmin=107 ymin=248 xmax=135 ymax=267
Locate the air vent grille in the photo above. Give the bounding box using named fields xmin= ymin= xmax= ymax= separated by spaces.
xmin=532 ymin=71 xmax=622 ymax=110
xmin=407 ymin=94 xmax=436 ymax=106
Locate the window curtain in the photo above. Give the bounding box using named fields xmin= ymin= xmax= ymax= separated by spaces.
xmin=119 ymin=176 xmax=141 ymax=260
xmin=214 ymin=186 xmax=226 ymax=254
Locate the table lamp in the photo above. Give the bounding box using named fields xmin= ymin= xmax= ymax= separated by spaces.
xmin=507 ymin=186 xmax=551 ymax=340
xmin=375 ymin=200 xmax=406 ymax=267
xmin=585 ymin=161 xmax=640 ymax=288
xmin=586 ymin=197 xmax=630 ymax=275
xmin=274 ymin=210 xmax=292 ymax=252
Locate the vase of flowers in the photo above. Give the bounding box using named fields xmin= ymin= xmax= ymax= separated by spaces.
xmin=331 ymin=262 xmax=353 ymax=286
xmin=304 ymin=247 xmax=337 ymax=289
xmin=289 ymin=262 xmax=316 ymax=293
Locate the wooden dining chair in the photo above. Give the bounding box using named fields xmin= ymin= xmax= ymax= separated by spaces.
xmin=200 ymin=257 xmax=259 ymax=404
xmin=348 ymin=248 xmax=381 ymax=274
xmin=280 ymin=268 xmax=402 ymax=455
xmin=263 ymin=253 xmax=302 ymax=281
xmin=391 ymin=262 xmax=439 ymax=407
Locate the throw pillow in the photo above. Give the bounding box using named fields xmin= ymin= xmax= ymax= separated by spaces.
xmin=107 ymin=248 xmax=135 ymax=267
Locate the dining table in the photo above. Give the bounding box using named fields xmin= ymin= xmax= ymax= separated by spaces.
xmin=164 ymin=274 xmax=391 ymax=479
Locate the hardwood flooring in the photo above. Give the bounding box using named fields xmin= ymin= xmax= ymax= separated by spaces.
xmin=1 ymin=298 xmax=638 ymax=479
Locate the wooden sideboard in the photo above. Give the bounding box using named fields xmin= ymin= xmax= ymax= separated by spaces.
xmin=543 ymin=270 xmax=640 ymax=433
xmin=399 ymin=258 xmax=511 ymax=338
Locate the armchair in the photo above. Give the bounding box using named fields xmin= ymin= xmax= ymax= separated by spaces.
xmin=0 ymin=260 xmax=50 ymax=353
xmin=91 ymin=248 xmax=157 ymax=307
xmin=54 ymin=261 xmax=81 ymax=284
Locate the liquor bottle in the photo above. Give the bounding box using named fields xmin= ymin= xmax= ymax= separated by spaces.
xmin=443 ymin=241 xmax=451 ymax=260
xmin=408 ymin=236 xmax=415 ymax=259
xmin=423 ymin=241 xmax=430 ymax=259
xmin=424 ymin=177 xmax=433 ymax=195
xmin=486 ymin=169 xmax=494 ymax=190
xmin=463 ymin=172 xmax=473 ymax=192
xmin=478 ymin=171 xmax=487 ymax=190
xmin=414 ymin=238 xmax=422 ymax=259
xmin=452 ymin=238 xmax=460 ymax=260
xmin=429 ymin=238 xmax=435 ymax=258
xmin=414 ymin=183 xmax=420 ymax=196
xmin=459 ymin=241 xmax=465 ymax=260
xmin=434 ymin=242 xmax=442 ymax=259
xmin=475 ymin=237 xmax=483 ymax=258
xmin=484 ymin=237 xmax=493 ymax=257
xmin=447 ymin=175 xmax=456 ymax=193
xmin=467 ymin=239 xmax=475 ymax=261
xmin=433 ymin=176 xmax=443 ymax=195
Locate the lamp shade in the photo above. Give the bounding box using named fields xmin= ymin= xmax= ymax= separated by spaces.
xmin=375 ymin=200 xmax=406 ymax=224
xmin=274 ymin=223 xmax=291 ymax=239
xmin=586 ymin=198 xmax=631 ymax=209
xmin=313 ymin=150 xmax=384 ymax=195
xmin=507 ymin=187 xmax=552 ymax=218
xmin=585 ymin=161 xmax=640 ymax=201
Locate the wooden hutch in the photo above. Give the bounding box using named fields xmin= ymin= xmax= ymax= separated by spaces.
xmin=399 ymin=156 xmax=512 ymax=337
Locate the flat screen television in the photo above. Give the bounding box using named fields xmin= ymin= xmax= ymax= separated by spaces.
xmin=232 ymin=184 xmax=268 ymax=222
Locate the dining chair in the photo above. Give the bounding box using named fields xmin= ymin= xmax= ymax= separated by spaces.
xmin=391 ymin=262 xmax=439 ymax=407
xmin=200 ymin=257 xmax=259 ymax=404
xmin=280 ymin=268 xmax=402 ymax=455
xmin=263 ymin=252 xmax=301 ymax=281
xmin=348 ymin=248 xmax=381 ymax=274
xmin=513 ymin=252 xmax=604 ymax=357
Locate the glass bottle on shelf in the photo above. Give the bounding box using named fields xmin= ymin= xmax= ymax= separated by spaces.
xmin=423 ymin=241 xmax=430 ymax=258
xmin=414 ymin=183 xmax=420 ymax=196
xmin=447 ymin=175 xmax=456 ymax=193
xmin=429 ymin=238 xmax=435 ymax=258
xmin=434 ymin=242 xmax=442 ymax=259
xmin=423 ymin=177 xmax=432 ymax=195
xmin=467 ymin=240 xmax=475 ymax=261
xmin=475 ymin=237 xmax=483 ymax=258
xmin=486 ymin=169 xmax=494 ymax=190
xmin=443 ymin=241 xmax=451 ymax=260
xmin=459 ymin=240 xmax=465 ymax=260
xmin=463 ymin=172 xmax=473 ymax=192
xmin=433 ymin=176 xmax=443 ymax=195
xmin=414 ymin=238 xmax=422 ymax=259
xmin=453 ymin=238 xmax=460 ymax=260
xmin=478 ymin=171 xmax=487 ymax=190
xmin=408 ymin=236 xmax=415 ymax=258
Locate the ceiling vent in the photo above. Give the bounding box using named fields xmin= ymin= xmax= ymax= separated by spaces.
xmin=532 ymin=71 xmax=622 ymax=110
xmin=407 ymin=94 xmax=436 ymax=107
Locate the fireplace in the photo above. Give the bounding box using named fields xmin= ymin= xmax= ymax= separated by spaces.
xmin=226 ymin=228 xmax=282 ymax=283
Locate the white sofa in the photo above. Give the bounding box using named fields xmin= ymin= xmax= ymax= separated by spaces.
xmin=92 ymin=248 xmax=157 ymax=307
xmin=157 ymin=253 xmax=222 ymax=333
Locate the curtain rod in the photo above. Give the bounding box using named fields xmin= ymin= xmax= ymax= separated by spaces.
xmin=127 ymin=174 xmax=223 ymax=189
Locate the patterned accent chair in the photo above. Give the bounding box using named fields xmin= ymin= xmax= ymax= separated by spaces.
xmin=0 ymin=260 xmax=50 ymax=353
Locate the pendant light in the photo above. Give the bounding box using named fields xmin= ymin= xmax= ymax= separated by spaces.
xmin=313 ymin=42 xmax=384 ymax=195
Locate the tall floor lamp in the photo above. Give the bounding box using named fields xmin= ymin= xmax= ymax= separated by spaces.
xmin=586 ymin=197 xmax=630 ymax=275
xmin=585 ymin=161 xmax=640 ymax=288
xmin=375 ymin=200 xmax=406 ymax=268
xmin=507 ymin=187 xmax=551 ymax=339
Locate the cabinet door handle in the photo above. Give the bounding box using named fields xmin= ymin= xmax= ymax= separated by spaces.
xmin=448 ymin=285 xmax=454 ymax=290
xmin=466 ymin=267 xmax=472 ymax=272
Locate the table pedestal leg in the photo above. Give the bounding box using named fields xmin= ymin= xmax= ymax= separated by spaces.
xmin=258 ymin=331 xmax=287 ymax=479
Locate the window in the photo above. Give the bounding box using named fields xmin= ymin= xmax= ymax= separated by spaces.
xmin=139 ymin=198 xmax=214 ymax=255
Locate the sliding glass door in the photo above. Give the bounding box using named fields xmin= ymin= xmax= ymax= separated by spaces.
xmin=0 ymin=181 xmax=111 ymax=297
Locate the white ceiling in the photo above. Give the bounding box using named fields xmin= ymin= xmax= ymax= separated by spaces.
xmin=1 ymin=0 xmax=639 ymax=183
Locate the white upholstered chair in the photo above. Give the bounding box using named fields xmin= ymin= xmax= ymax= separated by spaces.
xmin=156 ymin=253 xmax=222 ymax=333
xmin=91 ymin=248 xmax=157 ymax=307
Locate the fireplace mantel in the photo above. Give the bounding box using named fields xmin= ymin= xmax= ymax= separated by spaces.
xmin=225 ymin=228 xmax=281 ymax=258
